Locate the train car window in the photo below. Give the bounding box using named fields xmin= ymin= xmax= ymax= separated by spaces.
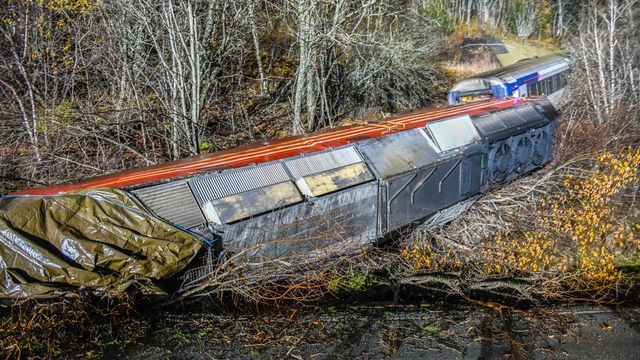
xmin=531 ymin=82 xmax=538 ymax=96
xmin=427 ymin=115 xmax=480 ymax=152
xmin=559 ymin=73 xmax=567 ymax=88
xmin=529 ymin=71 xmax=568 ymax=98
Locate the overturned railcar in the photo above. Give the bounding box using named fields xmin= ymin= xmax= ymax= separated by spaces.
xmin=11 ymin=99 xmax=558 ymax=260
xmin=106 ymin=100 xmax=560 ymax=258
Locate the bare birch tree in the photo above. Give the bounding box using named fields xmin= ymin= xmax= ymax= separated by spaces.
xmin=570 ymin=0 xmax=639 ymax=124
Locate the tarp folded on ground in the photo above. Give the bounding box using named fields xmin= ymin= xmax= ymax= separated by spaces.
xmin=0 ymin=188 xmax=203 ymax=299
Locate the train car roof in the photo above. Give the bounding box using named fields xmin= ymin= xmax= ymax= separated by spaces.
xmin=11 ymin=98 xmax=534 ymax=196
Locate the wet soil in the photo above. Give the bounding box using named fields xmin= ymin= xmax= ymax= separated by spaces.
xmin=101 ymin=301 xmax=640 ymax=360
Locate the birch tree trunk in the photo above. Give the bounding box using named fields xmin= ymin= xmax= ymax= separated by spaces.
xmin=292 ymin=0 xmax=313 ymax=134
xmin=249 ymin=0 xmax=268 ymax=96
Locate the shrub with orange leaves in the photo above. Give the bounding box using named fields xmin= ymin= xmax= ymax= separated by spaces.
xmin=400 ymin=241 xmax=462 ymax=272
xmin=481 ymin=147 xmax=640 ymax=285
xmin=401 ymin=146 xmax=640 ymax=303
xmin=479 ymin=231 xmax=569 ymax=276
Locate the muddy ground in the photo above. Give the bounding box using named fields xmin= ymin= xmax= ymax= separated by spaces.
xmin=97 ymin=299 xmax=640 ymax=360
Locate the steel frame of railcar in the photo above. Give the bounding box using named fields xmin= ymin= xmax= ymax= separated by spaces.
xmin=130 ymin=100 xmax=559 ymax=259
xmin=447 ymin=55 xmax=571 ymax=105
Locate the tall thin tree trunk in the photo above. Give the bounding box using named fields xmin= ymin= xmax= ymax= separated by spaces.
xmin=249 ymin=1 xmax=268 ymax=96
xmin=188 ymin=0 xmax=200 ymax=154
xmin=292 ymin=0 xmax=311 ymax=134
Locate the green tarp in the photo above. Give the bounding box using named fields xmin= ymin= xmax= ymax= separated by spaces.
xmin=0 ymin=188 xmax=203 ymax=299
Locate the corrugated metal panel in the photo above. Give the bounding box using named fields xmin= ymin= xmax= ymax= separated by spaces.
xmin=284 ymin=146 xmax=363 ymax=180
xmin=189 ymin=163 xmax=290 ymax=204
xmin=132 ymin=182 xmax=206 ymax=229
xmin=356 ymin=129 xmax=441 ymax=179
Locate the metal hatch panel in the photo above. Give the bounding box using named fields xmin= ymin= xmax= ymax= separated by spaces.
xmin=301 ymin=162 xmax=374 ymax=197
xmin=284 ymin=146 xmax=374 ymax=197
xmin=132 ymin=181 xmax=206 ymax=229
xmin=201 ymin=182 xmax=303 ymax=224
xmin=189 ymin=162 xmax=302 ymax=224
xmin=425 ymin=115 xmax=480 ymax=152
xmin=355 ymin=129 xmax=441 ymax=179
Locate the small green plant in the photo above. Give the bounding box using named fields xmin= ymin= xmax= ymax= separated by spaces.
xmin=250 ymin=349 xmax=261 ymax=358
xmin=328 ymin=269 xmax=367 ymax=292
xmin=86 ymin=349 xmax=104 ymax=359
xmin=422 ymin=325 xmax=439 ymax=335
xmin=199 ymin=142 xmax=211 ymax=153
xmin=101 ymin=339 xmax=133 ymax=351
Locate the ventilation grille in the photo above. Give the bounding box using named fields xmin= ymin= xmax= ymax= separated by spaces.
xmin=133 ymin=182 xmax=206 ymax=229
xmin=189 ymin=163 xmax=291 ymax=204
xmin=285 ymin=147 xmax=364 ymax=179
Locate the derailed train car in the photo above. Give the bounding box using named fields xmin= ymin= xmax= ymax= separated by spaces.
xmin=124 ymin=99 xmax=558 ymax=259
xmin=447 ymin=54 xmax=570 ymax=105
xmin=2 ymin=97 xmax=559 ymax=297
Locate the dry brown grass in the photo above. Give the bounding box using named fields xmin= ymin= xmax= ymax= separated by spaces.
xmin=441 ymin=51 xmax=501 ymax=80
xmin=0 ymin=296 xmax=144 ymax=359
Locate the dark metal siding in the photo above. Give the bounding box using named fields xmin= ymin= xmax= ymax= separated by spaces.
xmin=385 ymin=152 xmax=483 ymax=232
xmin=221 ymin=182 xmax=379 ymax=259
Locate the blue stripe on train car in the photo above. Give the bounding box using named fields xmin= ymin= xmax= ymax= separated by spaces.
xmin=489 ymin=84 xmax=508 ymax=98
xmin=508 ymin=72 xmax=539 ymax=96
